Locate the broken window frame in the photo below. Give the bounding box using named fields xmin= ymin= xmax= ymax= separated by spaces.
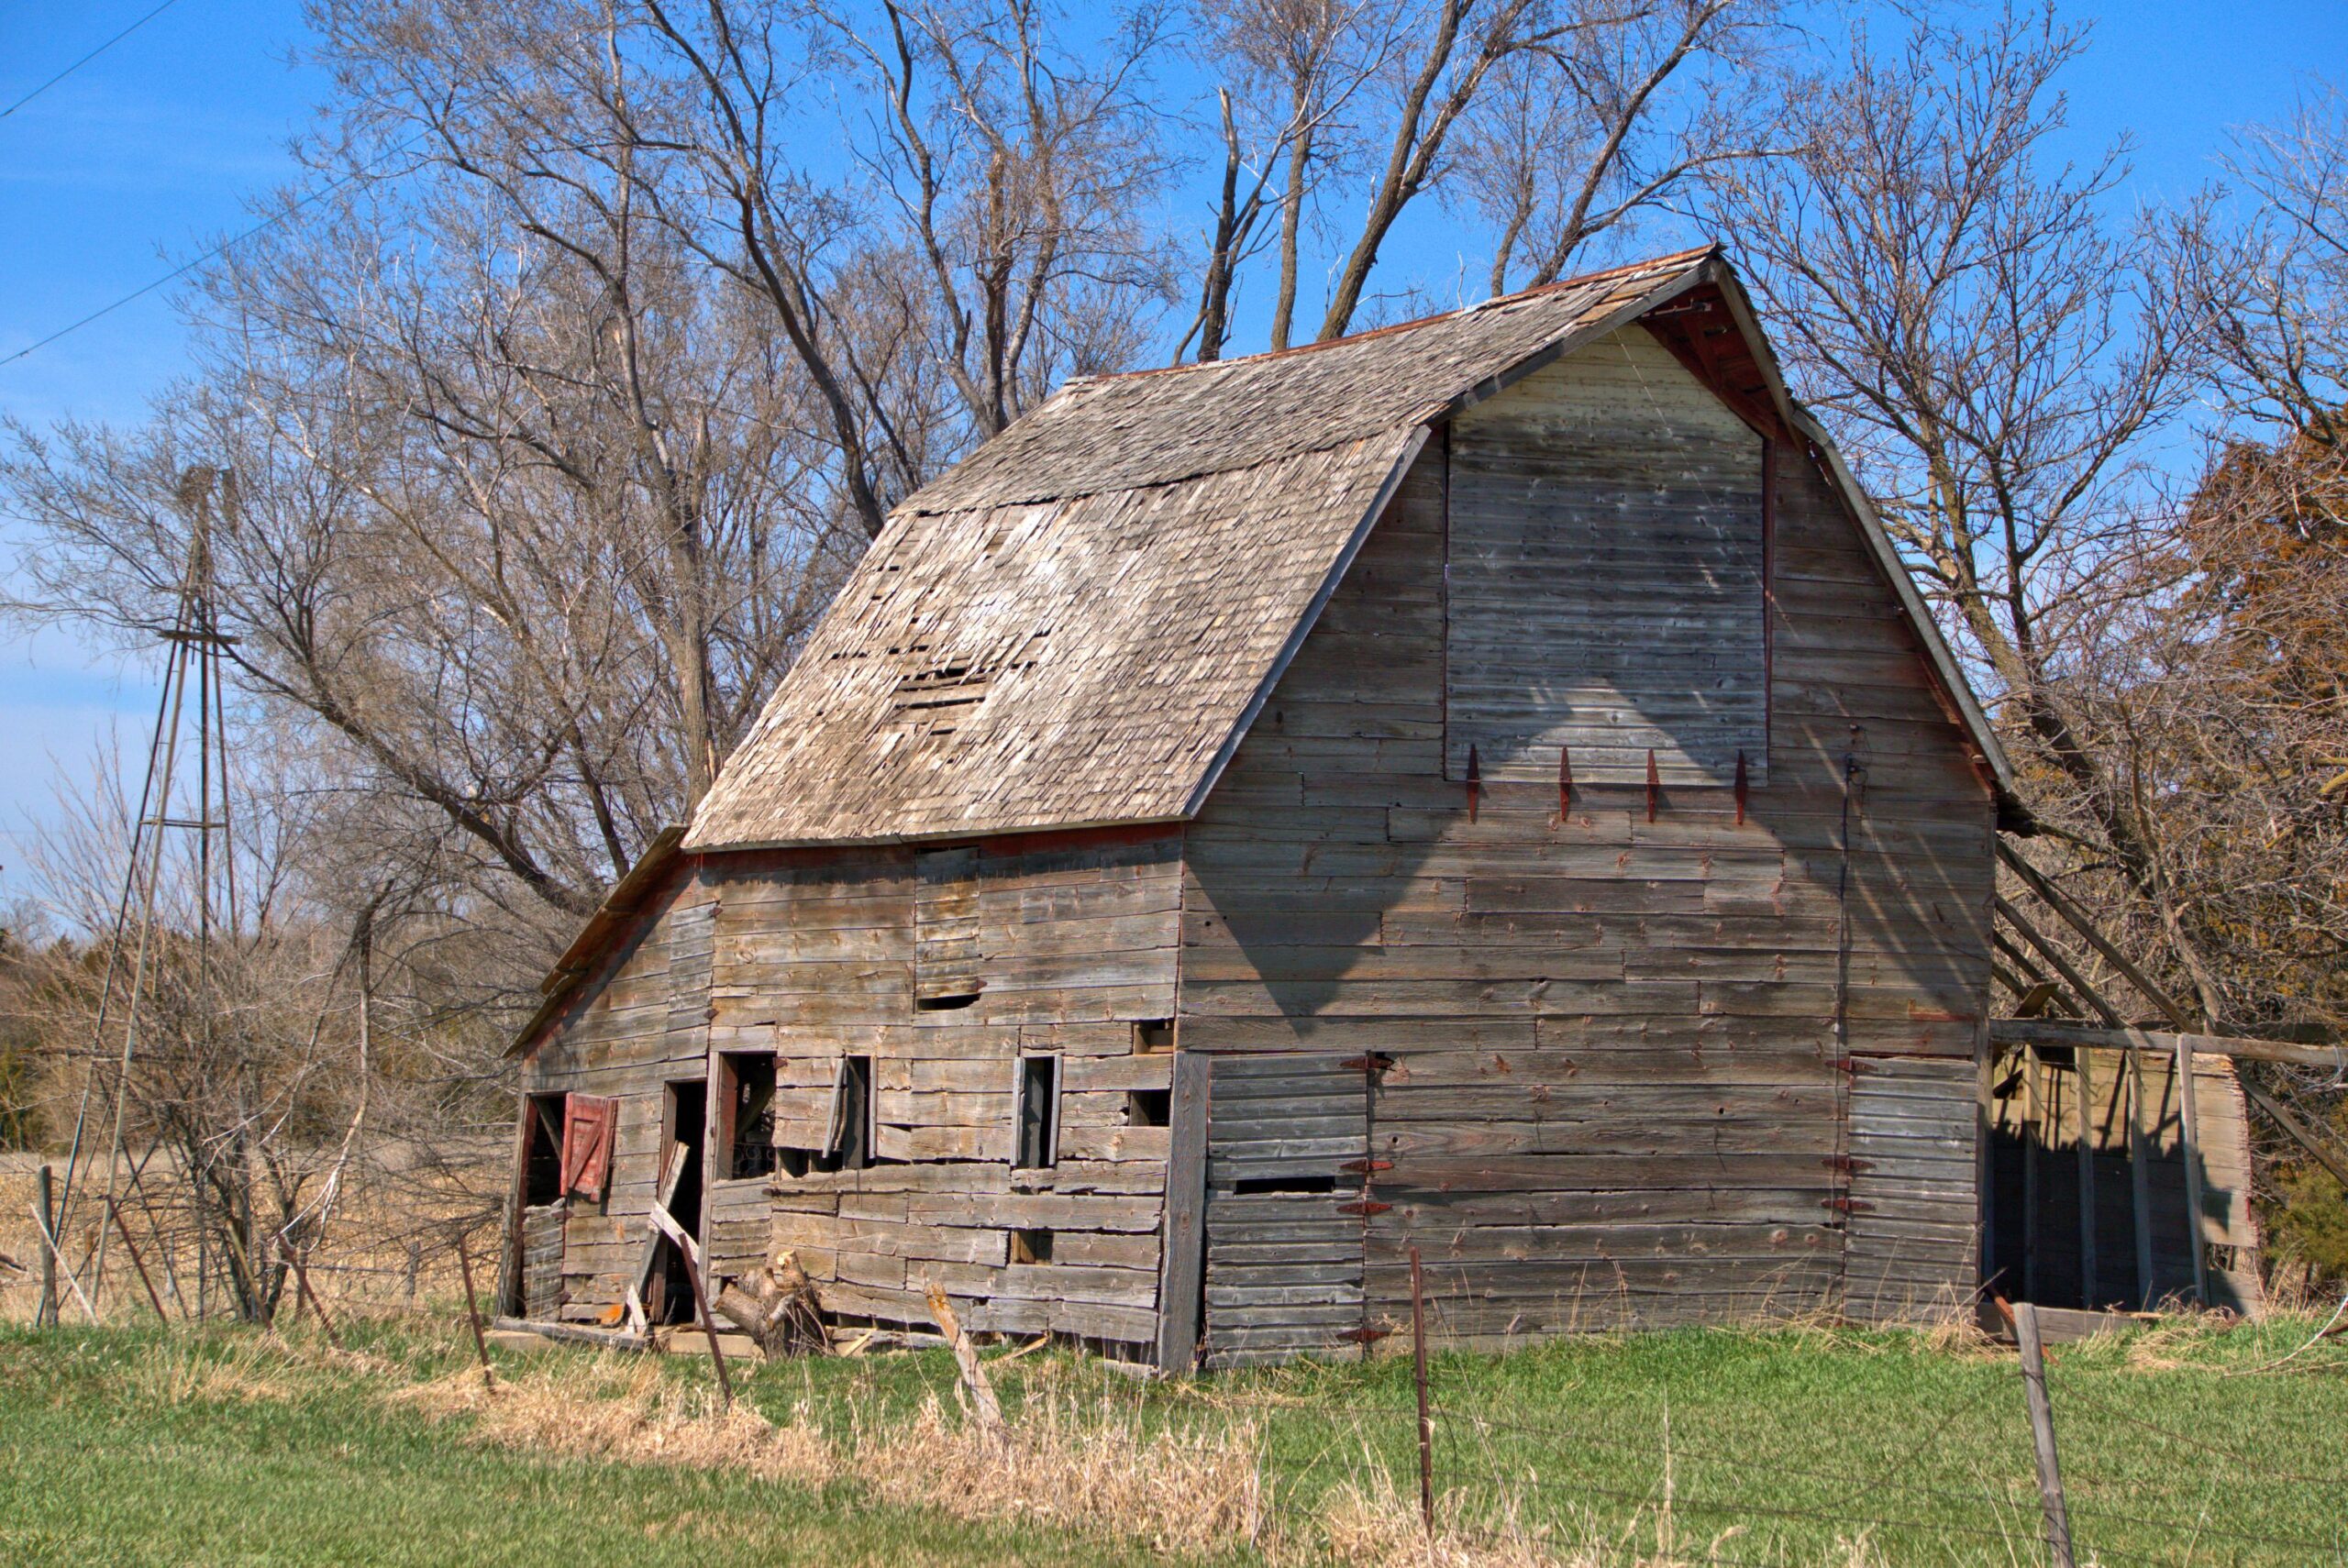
xmin=716 ymin=1051 xmax=780 ymax=1182
xmin=824 ymin=1055 xmax=875 ymax=1172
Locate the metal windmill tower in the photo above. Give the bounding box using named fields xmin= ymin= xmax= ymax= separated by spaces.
xmin=40 ymin=465 xmax=241 ymax=1323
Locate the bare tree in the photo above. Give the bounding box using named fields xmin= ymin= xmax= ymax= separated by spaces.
xmin=1456 ymin=0 xmax=1783 ymax=293
xmin=823 ymin=0 xmax=1178 ymax=425
xmin=1190 ymin=0 xmax=1400 ymax=355
xmin=1708 ymin=5 xmax=2214 ymax=1002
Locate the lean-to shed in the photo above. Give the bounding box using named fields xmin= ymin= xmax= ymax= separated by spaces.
xmin=504 ymin=247 xmax=2032 ymax=1367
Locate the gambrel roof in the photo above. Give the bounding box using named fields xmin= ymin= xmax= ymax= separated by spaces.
xmin=687 ymin=247 xmax=2012 ymax=852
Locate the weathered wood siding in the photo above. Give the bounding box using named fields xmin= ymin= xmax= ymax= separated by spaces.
xmin=516 ymin=828 xmax=1186 ymax=1347
xmin=1844 ymin=1055 xmax=1978 ymax=1322
xmin=1179 ymin=327 xmax=1994 ymax=1356
xmin=725 ymin=827 xmax=1182 ymax=1350
xmin=517 ymin=867 xmax=717 ymax=1319
xmin=1447 ymin=326 xmax=1767 ymax=786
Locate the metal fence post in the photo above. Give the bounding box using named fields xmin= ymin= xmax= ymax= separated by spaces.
xmin=1411 ymin=1244 xmax=1433 ymax=1538
xmin=2014 ymin=1302 xmax=2076 ymax=1568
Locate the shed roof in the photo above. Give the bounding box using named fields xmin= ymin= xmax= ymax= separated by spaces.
xmin=687 ymin=248 xmax=1722 ymax=851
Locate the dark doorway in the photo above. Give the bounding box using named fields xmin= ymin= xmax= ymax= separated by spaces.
xmin=651 ymin=1078 xmax=708 ymax=1326
xmin=521 ymin=1093 xmax=566 ymax=1207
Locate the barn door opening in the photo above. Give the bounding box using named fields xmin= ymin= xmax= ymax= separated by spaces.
xmin=1982 ymin=1041 xmax=2263 ymax=1317
xmin=509 ymin=1092 xmax=569 ymax=1317
xmin=650 ymin=1078 xmax=709 ymax=1326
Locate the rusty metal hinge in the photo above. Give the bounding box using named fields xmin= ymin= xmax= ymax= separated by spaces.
xmin=1335 ymin=1326 xmax=1391 ymax=1344
xmin=1336 ymin=1198 xmax=1393 ymax=1217
xmin=1339 ymin=1053 xmax=1397 ymax=1075
xmin=1821 ymin=1196 xmax=1873 ymax=1214
xmin=1822 ymin=1154 xmax=1873 ymax=1175
xmin=1340 ymin=1158 xmax=1394 ymax=1176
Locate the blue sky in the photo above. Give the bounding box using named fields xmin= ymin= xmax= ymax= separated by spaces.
xmin=0 ymin=0 xmax=2342 ymax=900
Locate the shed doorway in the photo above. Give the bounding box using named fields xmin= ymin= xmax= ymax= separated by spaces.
xmin=650 ymin=1078 xmax=708 ymax=1326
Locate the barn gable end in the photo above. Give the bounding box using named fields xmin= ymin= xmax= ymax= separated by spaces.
xmin=1177 ymin=324 xmax=1994 ymax=1364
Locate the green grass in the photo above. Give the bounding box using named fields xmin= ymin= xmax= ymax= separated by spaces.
xmin=5 ymin=1313 xmax=2345 ymax=1566
xmin=0 ymin=1323 xmax=1172 ymax=1568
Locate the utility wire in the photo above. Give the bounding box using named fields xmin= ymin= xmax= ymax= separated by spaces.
xmin=0 ymin=135 xmax=422 ymax=369
xmin=1 ymin=0 xmax=189 ymax=119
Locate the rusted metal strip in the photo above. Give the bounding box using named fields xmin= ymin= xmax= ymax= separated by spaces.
xmin=1734 ymin=749 xmax=1749 ymax=826
xmin=1466 ymin=744 xmax=1480 ymax=823
xmin=1645 ymin=749 xmax=1660 ymax=823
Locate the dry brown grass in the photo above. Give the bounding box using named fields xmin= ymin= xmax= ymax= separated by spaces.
xmin=380 ymin=1343 xmax=1909 ymax=1568
xmin=396 ymin=1352 xmax=1265 ymax=1559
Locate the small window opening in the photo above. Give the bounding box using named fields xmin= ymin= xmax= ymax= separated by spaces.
xmin=719 ymin=1053 xmax=779 ymax=1181
xmin=1014 ymin=1055 xmax=1060 ymax=1169
xmin=522 ymin=1093 xmax=566 ymax=1206
xmin=1126 ymin=1088 xmax=1171 ymax=1127
xmin=1134 ymin=1018 xmax=1175 ymax=1053
xmin=1234 ymin=1174 xmax=1338 ymax=1196
xmin=916 ymin=990 xmax=982 ymax=1012
xmin=825 ymin=1055 xmax=875 ymax=1172
xmin=1010 ymin=1228 xmax=1054 ymax=1265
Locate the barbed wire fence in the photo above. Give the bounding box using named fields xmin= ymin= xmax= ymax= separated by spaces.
xmin=10 ymin=1193 xmax=2348 ymax=1567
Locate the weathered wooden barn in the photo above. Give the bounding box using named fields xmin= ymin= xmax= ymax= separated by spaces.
xmin=499 ymin=247 xmax=2260 ymax=1370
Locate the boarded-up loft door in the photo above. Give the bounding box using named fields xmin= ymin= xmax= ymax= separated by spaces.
xmin=1445 ymin=326 xmax=1767 ymax=787
xmin=1199 ymin=1054 xmax=1370 ymax=1367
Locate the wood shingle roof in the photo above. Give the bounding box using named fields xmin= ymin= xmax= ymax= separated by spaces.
xmin=684 ymin=246 xmax=2011 ymax=852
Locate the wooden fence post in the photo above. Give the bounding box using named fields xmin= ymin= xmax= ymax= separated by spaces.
xmin=105 ymin=1198 xmax=170 ymax=1323
xmin=2175 ymin=1036 xmax=2210 ymax=1307
xmin=35 ymin=1164 xmax=56 ymax=1328
xmin=2013 ymin=1302 xmax=2076 ymax=1568
xmin=286 ymin=1246 xmax=341 ymax=1350
xmin=2076 ymin=1046 xmax=2098 ymax=1307
xmin=1411 ymin=1245 xmax=1433 ymax=1539
xmin=455 ymin=1231 xmax=496 ymax=1389
xmin=2127 ymin=1049 xmax=2155 ymax=1309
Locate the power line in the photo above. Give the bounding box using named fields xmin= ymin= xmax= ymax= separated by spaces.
xmin=0 ymin=136 xmax=422 ymax=370
xmin=1 ymin=0 xmax=190 ymax=119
